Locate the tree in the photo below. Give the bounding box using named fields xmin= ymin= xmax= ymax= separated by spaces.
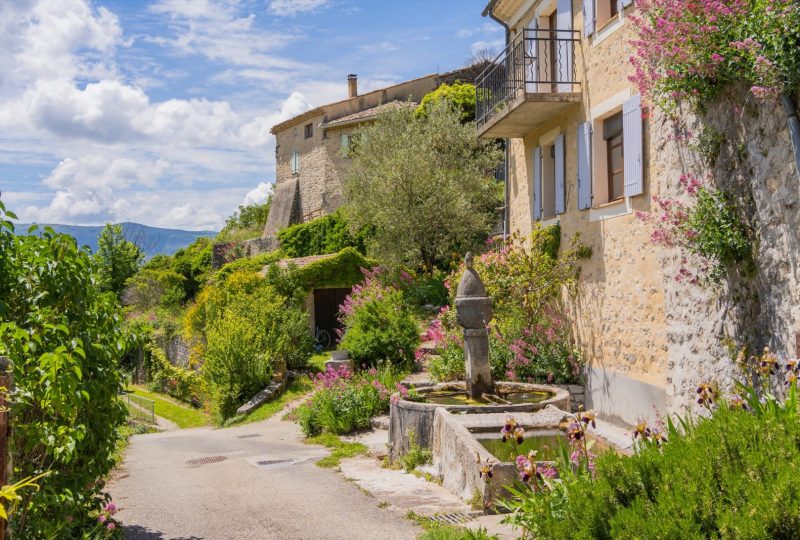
xmin=416 ymin=82 xmax=477 ymax=122
xmin=344 ymin=100 xmax=503 ymax=269
xmin=0 ymin=199 xmax=128 ymax=535
xmin=94 ymin=223 xmax=143 ymax=295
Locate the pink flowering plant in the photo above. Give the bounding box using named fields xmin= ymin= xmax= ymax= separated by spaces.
xmin=636 ymin=174 xmax=752 ymax=284
xmin=630 ymin=0 xmax=800 ymax=111
xmin=295 ymin=363 xmax=408 ymax=436
xmin=338 ymin=268 xmax=420 ymax=367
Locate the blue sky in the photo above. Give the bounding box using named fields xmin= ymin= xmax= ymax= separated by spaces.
xmin=0 ymin=0 xmax=502 ymax=230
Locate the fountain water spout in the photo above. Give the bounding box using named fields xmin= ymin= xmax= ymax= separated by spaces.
xmin=455 ymin=253 xmax=495 ymax=400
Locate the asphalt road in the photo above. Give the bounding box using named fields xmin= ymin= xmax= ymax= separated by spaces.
xmin=108 ymin=410 xmax=421 ymax=540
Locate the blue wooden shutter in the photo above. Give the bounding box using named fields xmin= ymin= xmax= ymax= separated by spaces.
xmin=623 ymin=94 xmax=644 ymax=197
xmin=584 ymin=0 xmax=595 ymax=36
xmin=577 ymin=122 xmax=592 ymax=210
xmin=557 ymin=0 xmax=573 ymax=92
xmin=555 ymin=134 xmax=566 ymax=214
xmin=532 ymin=147 xmax=542 ymax=221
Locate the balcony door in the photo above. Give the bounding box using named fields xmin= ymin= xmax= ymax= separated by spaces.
xmin=556 ymin=0 xmax=573 ymax=92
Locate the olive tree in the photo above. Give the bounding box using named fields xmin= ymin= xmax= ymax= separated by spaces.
xmin=344 ymin=100 xmax=502 ymax=269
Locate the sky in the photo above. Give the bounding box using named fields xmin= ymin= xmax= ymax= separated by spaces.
xmin=0 ymin=0 xmax=502 ymax=231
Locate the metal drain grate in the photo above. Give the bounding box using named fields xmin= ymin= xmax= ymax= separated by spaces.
xmin=425 ymin=513 xmax=471 ymax=526
xmin=186 ymin=455 xmax=228 ymax=466
xmin=256 ymin=458 xmax=296 ymax=467
xmin=236 ymin=433 xmax=262 ymax=439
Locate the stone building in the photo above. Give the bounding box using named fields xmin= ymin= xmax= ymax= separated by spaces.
xmin=264 ymin=68 xmax=483 ymax=236
xmin=478 ymin=0 xmax=800 ymax=425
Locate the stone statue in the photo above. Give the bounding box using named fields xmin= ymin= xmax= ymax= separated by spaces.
xmin=455 ymin=252 xmax=494 ymax=400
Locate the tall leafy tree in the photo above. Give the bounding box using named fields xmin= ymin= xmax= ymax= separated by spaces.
xmin=344 ymin=100 xmax=503 ymax=269
xmin=94 ymin=223 xmax=144 ymax=295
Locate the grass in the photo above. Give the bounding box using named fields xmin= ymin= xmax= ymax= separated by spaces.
xmin=126 ymin=385 xmax=210 ymax=429
xmin=224 ymin=378 xmax=313 ymax=427
xmin=114 ymin=419 xmax=157 ymax=466
xmin=416 ymin=526 xmax=498 ymax=540
xmin=308 ymin=351 xmax=331 ymax=372
xmin=305 ymin=433 xmax=368 ymax=468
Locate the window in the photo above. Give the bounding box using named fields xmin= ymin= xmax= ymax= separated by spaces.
xmin=340 ymin=134 xmax=351 ymax=157
xmin=532 ymin=133 xmax=565 ymax=220
xmin=293 ymin=127 xmax=297 ymax=138
xmin=304 ymin=123 xmax=313 ymax=139
xmin=604 ymin=112 xmax=624 ymax=201
xmin=291 ymin=151 xmax=300 ymax=174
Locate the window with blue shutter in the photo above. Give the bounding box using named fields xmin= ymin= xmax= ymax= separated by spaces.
xmin=533 ymin=147 xmax=542 ymax=221
xmin=291 ymin=151 xmax=300 ymax=174
xmin=555 ymin=134 xmax=566 ymax=214
xmin=623 ymin=94 xmax=644 ymax=197
xmin=577 ymin=122 xmax=592 ymax=210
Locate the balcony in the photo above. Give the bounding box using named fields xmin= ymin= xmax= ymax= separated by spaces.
xmin=476 ymin=29 xmax=581 ymax=139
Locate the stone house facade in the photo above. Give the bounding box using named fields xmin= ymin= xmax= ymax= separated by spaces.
xmin=264 ymin=68 xmax=483 ymax=237
xmin=479 ymin=0 xmax=800 ymax=426
xmin=479 ymin=0 xmax=667 ymax=425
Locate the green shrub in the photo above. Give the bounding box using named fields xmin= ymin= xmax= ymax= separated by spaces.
xmin=339 ymin=275 xmax=420 ymax=367
xmin=125 ymin=268 xmax=186 ymax=309
xmin=401 ymin=432 xmax=432 ymax=472
xmin=144 ymin=341 xmax=206 ymax=406
xmin=277 ymin=209 xmax=369 ymax=258
xmin=295 ymin=364 xmax=405 ymax=436
xmin=192 ymin=271 xmax=313 ymax=421
xmin=428 ymin=343 xmax=465 ymax=382
xmin=416 ymin=82 xmax=477 ymax=123
xmin=503 ymin=385 xmax=800 ymax=539
xmin=215 ymin=249 xmax=284 ymax=281
xmin=0 ymin=202 xmax=127 ymax=537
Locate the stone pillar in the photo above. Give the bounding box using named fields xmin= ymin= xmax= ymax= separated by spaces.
xmin=455 ymin=253 xmax=495 ymax=401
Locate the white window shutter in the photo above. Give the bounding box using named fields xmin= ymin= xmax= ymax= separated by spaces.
xmin=533 ymin=147 xmax=542 ymax=221
xmin=557 ymin=0 xmax=573 ymax=92
xmin=577 ymin=122 xmax=592 ymax=210
xmin=621 ymin=0 xmax=633 ymax=7
xmin=623 ymin=94 xmax=644 ymax=197
xmin=584 ymin=0 xmax=595 ymax=36
xmin=526 ymin=19 xmax=539 ymax=93
xmin=555 ymin=134 xmax=566 ymax=214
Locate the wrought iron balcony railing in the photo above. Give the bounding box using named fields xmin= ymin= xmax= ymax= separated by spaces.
xmin=476 ymin=28 xmax=580 ymax=132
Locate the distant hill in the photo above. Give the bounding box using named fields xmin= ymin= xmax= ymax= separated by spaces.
xmin=16 ymin=222 xmax=218 ymax=258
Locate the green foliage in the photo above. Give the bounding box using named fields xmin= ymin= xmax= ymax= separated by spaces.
xmin=0 ymin=201 xmax=128 ymax=537
xmin=217 ymin=199 xmax=271 ymax=243
xmin=187 ymin=271 xmax=313 ymax=421
xmin=277 ymin=210 xmax=369 ymax=258
xmin=684 ymin=187 xmax=753 ymax=282
xmin=345 ymin=99 xmax=503 ymax=269
xmin=505 ymin=386 xmax=800 ymax=540
xmin=416 ymin=82 xmax=477 ymax=123
xmin=295 ymin=364 xmax=405 ymax=436
xmin=416 ymin=526 xmax=499 ymax=540
xmin=171 ymin=236 xmax=213 ymax=300
xmin=143 ymin=341 xmax=206 ymax=406
xmin=94 ymin=223 xmax=144 ymax=296
xmin=338 ymin=277 xmax=420 ymax=367
xmin=125 ymin=268 xmax=186 ymax=310
xmin=428 ymin=343 xmax=465 ymax=382
xmin=215 ymin=249 xmax=285 ymax=281
xmin=305 ymin=433 xmax=368 ymax=468
xmin=400 ymin=432 xmax=432 ymax=472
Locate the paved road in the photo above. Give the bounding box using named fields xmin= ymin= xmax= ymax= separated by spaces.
xmin=108 ymin=410 xmax=421 ymax=540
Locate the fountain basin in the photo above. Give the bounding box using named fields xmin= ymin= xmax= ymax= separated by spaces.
xmin=388 ymin=381 xmax=569 ymax=461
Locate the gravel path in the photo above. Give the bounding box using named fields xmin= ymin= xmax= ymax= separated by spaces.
xmin=108 ymin=408 xmax=421 ymax=540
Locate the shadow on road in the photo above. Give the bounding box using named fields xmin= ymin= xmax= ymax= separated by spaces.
xmin=124 ymin=525 xmax=204 ymax=540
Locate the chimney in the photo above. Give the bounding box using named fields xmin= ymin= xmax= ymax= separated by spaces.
xmin=347 ymin=74 xmax=358 ymax=98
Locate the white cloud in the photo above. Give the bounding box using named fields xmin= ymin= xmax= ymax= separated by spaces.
xmin=243 ymin=182 xmax=274 ymax=206
xmin=44 ymin=156 xmax=169 ymax=190
xmin=268 ymin=0 xmax=332 ymax=16
xmin=457 ymin=22 xmax=503 ymax=39
xmin=470 ymin=39 xmax=504 ymax=56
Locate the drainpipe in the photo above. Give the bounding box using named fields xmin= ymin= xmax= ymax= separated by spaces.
xmin=482 ymin=1 xmax=512 ymax=238
xmin=782 ymin=93 xmax=800 ymax=179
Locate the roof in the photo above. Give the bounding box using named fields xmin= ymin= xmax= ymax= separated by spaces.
xmin=270 ymin=72 xmax=439 ymax=135
xmin=275 ymin=253 xmax=335 ymax=269
xmin=319 ymin=101 xmax=417 ymax=130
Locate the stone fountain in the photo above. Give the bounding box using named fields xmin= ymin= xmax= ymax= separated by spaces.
xmin=455 ymin=253 xmax=494 ymax=400
xmin=387 ymin=254 xmax=570 ymax=461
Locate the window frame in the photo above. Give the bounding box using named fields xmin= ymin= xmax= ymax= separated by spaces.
xmin=291 ymin=150 xmax=300 ymax=174
xmin=606 ymin=129 xmax=624 ymax=202
xmin=304 ymin=123 xmax=313 ymax=139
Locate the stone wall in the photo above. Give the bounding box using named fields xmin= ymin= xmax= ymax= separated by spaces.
xmin=656 ymin=86 xmax=800 ymax=414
